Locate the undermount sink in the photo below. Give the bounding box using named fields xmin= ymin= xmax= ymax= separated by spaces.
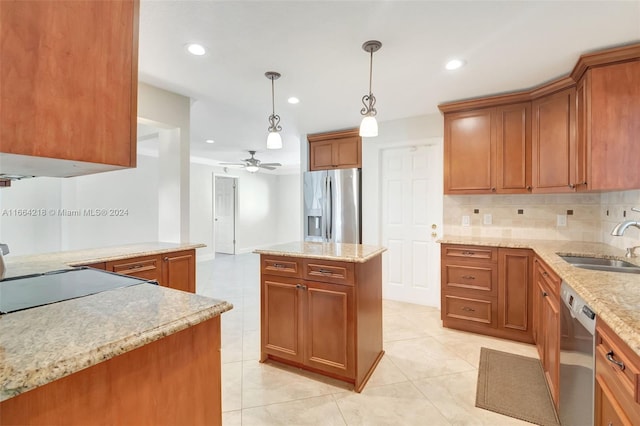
xmin=558 ymin=255 xmax=640 ymax=274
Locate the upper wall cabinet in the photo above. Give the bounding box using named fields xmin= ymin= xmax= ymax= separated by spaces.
xmin=0 ymin=0 xmax=139 ymax=178
xmin=576 ymin=59 xmax=640 ymax=191
xmin=443 ymin=102 xmax=530 ymax=194
xmin=308 ymin=129 xmax=361 ymax=171
xmin=532 ymin=87 xmax=576 ymax=193
xmin=439 ymin=43 xmax=640 ymax=194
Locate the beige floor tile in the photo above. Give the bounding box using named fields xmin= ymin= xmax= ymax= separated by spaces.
xmin=222 ymin=410 xmax=242 ymax=426
xmin=241 ymin=395 xmax=347 ymax=425
xmin=242 ymin=329 xmax=260 ymax=361
xmin=334 ymin=381 xmax=452 ymax=425
xmin=362 ymin=355 xmax=409 ymax=388
xmin=413 ymin=371 xmax=531 ymax=425
xmin=385 ymin=336 xmax=476 ymax=380
xmin=242 ymin=360 xmax=350 ymax=409
xmin=222 ymin=361 xmax=243 ymax=412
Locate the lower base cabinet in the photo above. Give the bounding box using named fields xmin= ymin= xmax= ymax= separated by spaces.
xmin=595 ymin=319 xmax=640 ymax=425
xmin=102 ymin=249 xmax=196 ymax=293
xmin=440 ymin=245 xmax=533 ymax=343
xmin=260 ymin=254 xmax=382 ymax=392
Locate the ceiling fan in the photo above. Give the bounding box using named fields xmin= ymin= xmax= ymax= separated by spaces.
xmin=219 ymin=150 xmax=282 ymax=173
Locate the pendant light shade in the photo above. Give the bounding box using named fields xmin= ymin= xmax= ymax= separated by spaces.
xmin=359 ymin=40 xmax=382 ymax=138
xmin=265 ymin=71 xmax=283 ymax=150
xmin=266 ymin=131 xmax=282 ymax=150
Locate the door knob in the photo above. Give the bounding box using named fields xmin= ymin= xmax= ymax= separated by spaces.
xmin=431 ymin=224 xmax=437 ymax=229
xmin=431 ymin=232 xmax=438 ymax=238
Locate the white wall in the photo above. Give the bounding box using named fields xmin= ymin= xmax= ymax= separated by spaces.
xmin=190 ymin=159 xmax=301 ymax=260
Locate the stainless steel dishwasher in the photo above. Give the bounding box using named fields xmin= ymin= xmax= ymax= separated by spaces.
xmin=559 ymin=281 xmax=596 ymax=426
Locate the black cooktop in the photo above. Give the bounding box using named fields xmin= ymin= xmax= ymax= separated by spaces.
xmin=0 ymin=267 xmax=154 ymax=314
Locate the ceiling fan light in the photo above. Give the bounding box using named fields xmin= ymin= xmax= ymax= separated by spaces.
xmin=245 ymin=165 xmax=260 ymax=173
xmin=359 ymin=115 xmax=378 ymax=137
xmin=267 ymin=131 xmax=283 ymax=150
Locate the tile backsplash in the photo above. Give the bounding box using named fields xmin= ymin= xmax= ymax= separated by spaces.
xmin=444 ymin=190 xmax=640 ymax=250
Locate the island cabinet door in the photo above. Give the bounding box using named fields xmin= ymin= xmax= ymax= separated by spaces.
xmin=261 ymin=276 xmax=303 ymax=363
xmin=302 ymin=281 xmax=355 ymax=379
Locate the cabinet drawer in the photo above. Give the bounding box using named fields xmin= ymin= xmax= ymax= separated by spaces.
xmin=107 ymin=255 xmax=160 ymax=281
xmin=442 ymin=264 xmax=497 ymax=295
xmin=262 ymin=256 xmax=301 ymax=278
xmin=597 ymin=322 xmax=640 ymax=407
xmin=442 ymin=245 xmax=497 ymax=262
xmin=303 ymin=259 xmax=354 ymax=286
xmin=443 ymin=295 xmax=495 ymax=326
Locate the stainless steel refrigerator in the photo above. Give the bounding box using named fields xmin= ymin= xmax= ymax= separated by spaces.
xmin=303 ymin=168 xmax=361 ymax=244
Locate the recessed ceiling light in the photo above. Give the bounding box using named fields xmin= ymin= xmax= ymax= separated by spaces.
xmin=445 ymin=59 xmax=465 ymax=71
xmin=186 ymin=43 xmax=206 ymax=56
xmin=205 ymin=139 xmax=215 ymax=144
xmin=287 ymin=97 xmax=300 ymax=104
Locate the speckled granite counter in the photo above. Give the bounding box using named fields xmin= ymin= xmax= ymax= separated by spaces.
xmin=0 ymin=283 xmax=232 ymax=402
xmin=4 ymin=242 xmax=206 ymax=279
xmin=254 ymin=241 xmax=386 ymax=263
xmin=439 ymin=235 xmax=640 ymax=357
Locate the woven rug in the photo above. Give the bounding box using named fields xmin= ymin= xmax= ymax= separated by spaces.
xmin=476 ymin=347 xmax=560 ymax=426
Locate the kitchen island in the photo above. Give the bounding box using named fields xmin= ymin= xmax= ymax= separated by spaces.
xmin=0 ymin=283 xmax=232 ymax=425
xmin=255 ymin=242 xmax=386 ymax=392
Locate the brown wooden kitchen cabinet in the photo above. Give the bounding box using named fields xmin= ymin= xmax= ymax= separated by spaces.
xmin=104 ymin=249 xmax=196 ymax=293
xmin=532 ymin=256 xmax=560 ymax=410
xmin=441 ymin=244 xmax=533 ymax=343
xmin=0 ymin=0 xmax=139 ymax=177
xmin=308 ymin=129 xmax=361 ymax=171
xmin=576 ymin=59 xmax=640 ymax=191
xmin=595 ymin=319 xmax=640 ymax=425
xmin=443 ymin=103 xmax=531 ymax=194
xmin=531 ymin=87 xmax=577 ymax=193
xmin=260 ymin=254 xmax=382 ymax=392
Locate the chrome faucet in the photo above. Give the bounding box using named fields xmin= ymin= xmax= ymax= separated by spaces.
xmin=611 ymin=210 xmax=640 ymax=257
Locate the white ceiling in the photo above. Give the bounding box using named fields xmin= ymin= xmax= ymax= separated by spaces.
xmin=138 ymin=0 xmax=640 ymax=170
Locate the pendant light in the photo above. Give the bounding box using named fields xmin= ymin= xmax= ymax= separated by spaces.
xmin=265 ymin=71 xmax=283 ymax=149
xmin=359 ymin=40 xmax=382 ymax=137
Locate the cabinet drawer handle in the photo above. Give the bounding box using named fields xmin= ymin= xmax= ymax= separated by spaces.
xmin=296 ymin=284 xmax=307 ymax=290
xmin=461 ymin=306 xmax=476 ymax=312
xmin=317 ymin=268 xmax=332 ymax=274
xmin=606 ymin=351 xmax=625 ymax=371
xmin=272 ymin=263 xmax=285 ymax=268
xmin=131 ymin=264 xmax=143 ymax=269
xmin=461 ymin=275 xmax=476 ymax=280
xmin=461 ymin=251 xmax=475 ymax=256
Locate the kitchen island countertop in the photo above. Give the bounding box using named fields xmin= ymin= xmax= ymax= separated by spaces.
xmin=439 ymin=235 xmax=640 ymax=358
xmin=254 ymin=241 xmax=386 ymax=263
xmin=0 ymin=283 xmax=232 ymax=402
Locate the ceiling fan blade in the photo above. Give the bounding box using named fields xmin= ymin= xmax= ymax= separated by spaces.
xmin=258 ymin=163 xmax=282 ymax=167
xmin=259 ymin=165 xmax=277 ymax=170
xmin=218 ymin=162 xmax=246 ymax=166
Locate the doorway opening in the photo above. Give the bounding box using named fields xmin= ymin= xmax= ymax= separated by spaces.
xmin=214 ymin=175 xmax=238 ymax=255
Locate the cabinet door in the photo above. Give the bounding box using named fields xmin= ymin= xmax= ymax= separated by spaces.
xmin=498 ymin=249 xmax=532 ymax=339
xmin=333 ymin=136 xmax=361 ymax=169
xmin=303 ymin=281 xmax=355 ymax=378
xmin=588 ymin=60 xmax=640 ymax=190
xmin=261 ymin=276 xmax=303 ymax=363
xmin=309 ymin=141 xmax=335 ymax=170
xmin=575 ymin=74 xmax=590 ymax=190
xmin=161 ymin=250 xmax=195 ymax=293
xmin=533 ymin=277 xmax=545 ymax=360
xmin=0 ymin=0 xmax=138 ymax=167
xmin=532 ymin=88 xmax=576 ymax=192
xmin=496 ymin=103 xmax=531 ymax=193
xmin=444 ymin=109 xmax=496 ymax=194
xmin=595 ymin=379 xmax=632 ymax=426
xmin=543 ymin=289 xmax=560 ymax=410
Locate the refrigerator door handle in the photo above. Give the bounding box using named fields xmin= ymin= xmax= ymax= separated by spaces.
xmin=328 ymin=176 xmax=333 ymax=241
xmin=323 ymin=176 xmax=330 ymax=241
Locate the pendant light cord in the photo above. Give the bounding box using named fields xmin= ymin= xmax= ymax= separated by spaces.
xmin=271 ymin=76 xmax=275 ymax=116
xmin=368 ymin=48 xmax=374 ymax=96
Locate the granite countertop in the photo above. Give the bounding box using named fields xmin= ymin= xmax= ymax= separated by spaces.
xmin=0 ymin=283 xmax=233 ymax=402
xmin=4 ymin=242 xmax=206 ymax=279
xmin=439 ymin=235 xmax=640 ymax=357
xmin=254 ymin=241 xmax=387 ymax=263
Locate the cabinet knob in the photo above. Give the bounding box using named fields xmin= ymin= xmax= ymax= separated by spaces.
xmin=163 ymin=257 xmax=169 ymax=262
xmin=526 ymin=186 xmax=532 ymax=191
xmin=568 ymin=184 xmax=575 ymax=189
xmin=491 ymin=187 xmax=496 ymax=192
xmin=542 ymin=291 xmax=548 ymax=297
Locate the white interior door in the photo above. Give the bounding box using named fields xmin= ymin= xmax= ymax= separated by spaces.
xmin=214 ymin=176 xmax=237 ymax=254
xmin=381 ymin=144 xmax=443 ymax=307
